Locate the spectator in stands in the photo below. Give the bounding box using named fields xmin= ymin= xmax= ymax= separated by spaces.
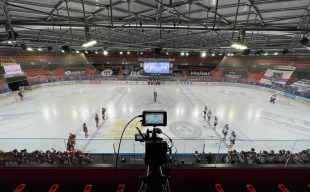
xmin=275 ymin=150 xmax=285 ymax=163
xmin=20 ymin=149 xmax=29 ymax=164
xmin=266 ymin=150 xmax=276 ymax=164
xmin=292 ymin=152 xmax=304 ymax=164
xmin=224 ymin=151 xmax=232 ymax=164
xmin=12 ymin=149 xmax=21 ymax=165
xmin=230 ymin=150 xmax=238 ymax=164
xmin=33 ymin=150 xmax=43 ymax=164
xmin=237 ymin=151 xmax=246 ymax=164
xmin=246 ymin=148 xmax=257 ymax=164
xmin=257 ymin=151 xmax=268 ymax=164
xmin=46 ymin=150 xmax=54 ymax=164
xmin=205 ymin=152 xmax=214 ymax=164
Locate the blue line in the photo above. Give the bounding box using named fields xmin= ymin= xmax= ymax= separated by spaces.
xmin=176 ymin=85 xmax=195 ymax=106
xmin=81 ymin=85 xmax=131 ymax=152
xmin=114 ymin=84 xmax=131 ymax=107
xmin=81 ymin=120 xmax=106 ymax=152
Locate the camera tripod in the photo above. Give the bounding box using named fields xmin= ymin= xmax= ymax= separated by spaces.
xmin=138 ymin=165 xmax=171 ymax=192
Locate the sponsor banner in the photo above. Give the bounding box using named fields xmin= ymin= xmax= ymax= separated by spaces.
xmin=260 ymin=69 xmax=293 ymax=85
xmin=284 ymin=92 xmax=296 ymax=99
xmin=296 ymin=96 xmax=310 ymax=104
xmin=64 ymin=70 xmax=86 ymax=76
xmin=128 ymin=81 xmax=137 ymax=84
xmin=0 ymin=92 xmax=10 ymax=98
xmin=137 ymin=81 xmax=147 ymax=84
xmin=101 ymin=69 xmax=114 ymax=76
xmin=83 ymin=80 xmax=89 ymax=83
xmin=130 ymin=69 xmax=143 ymax=76
xmin=189 ymin=70 xmax=211 ymax=76
xmin=290 ymin=79 xmax=310 ymax=91
xmin=59 ymin=81 xmax=68 ymax=85
xmin=90 ymin=80 xmax=101 ymax=84
xmin=53 ymin=82 xmax=60 ymax=86
xmin=67 ymin=80 xmax=75 ymax=84
xmin=4 ymin=65 xmax=22 ymax=75
xmin=275 ymin=66 xmax=296 ymax=70
xmin=33 ymin=85 xmax=42 ymax=89
xmin=41 ymin=83 xmax=52 ymax=87
xmin=75 ymin=80 xmax=84 ymax=83
xmin=1 ymin=62 xmax=17 ymax=66
xmin=160 ymin=81 xmax=166 ymax=84
xmin=223 ymin=71 xmax=248 ymax=78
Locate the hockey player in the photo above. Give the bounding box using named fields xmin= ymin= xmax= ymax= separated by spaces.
xmin=83 ymin=123 xmax=88 ymax=138
xmin=270 ymin=94 xmax=276 ymax=104
xmin=222 ymin=124 xmax=229 ymax=140
xmin=95 ymin=114 xmax=99 ymax=127
xmin=67 ymin=133 xmax=76 ymax=151
xmin=102 ymin=108 xmax=106 ymax=120
xmin=153 ymin=89 xmax=157 ymax=102
xmin=18 ymin=90 xmax=24 ymax=101
xmin=203 ymin=106 xmax=207 ymax=117
xmin=229 ymin=131 xmax=236 ymax=148
xmin=213 ymin=116 xmax=218 ymax=129
xmin=207 ymin=110 xmax=212 ymax=122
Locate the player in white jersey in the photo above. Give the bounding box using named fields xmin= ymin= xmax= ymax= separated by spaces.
xmin=203 ymin=106 xmax=207 ymax=117
xmin=207 ymin=110 xmax=212 ymax=122
xmin=213 ymin=116 xmax=218 ymax=129
xmin=229 ymin=131 xmax=236 ymax=148
xmin=222 ymin=124 xmax=229 ymax=140
xmin=270 ymin=94 xmax=276 ymax=104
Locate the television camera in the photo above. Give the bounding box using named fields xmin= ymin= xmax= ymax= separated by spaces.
xmin=134 ymin=110 xmax=179 ymax=192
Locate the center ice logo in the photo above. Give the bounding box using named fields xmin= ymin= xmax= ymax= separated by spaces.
xmin=169 ymin=121 xmax=202 ymax=139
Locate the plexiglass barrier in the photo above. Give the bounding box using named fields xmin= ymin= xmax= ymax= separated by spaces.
xmin=0 ymin=138 xmax=309 ymax=168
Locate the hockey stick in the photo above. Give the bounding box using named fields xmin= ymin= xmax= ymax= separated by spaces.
xmin=88 ymin=130 xmax=101 ymax=134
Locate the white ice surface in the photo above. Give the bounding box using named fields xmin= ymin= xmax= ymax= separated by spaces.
xmin=0 ymin=84 xmax=309 ymax=154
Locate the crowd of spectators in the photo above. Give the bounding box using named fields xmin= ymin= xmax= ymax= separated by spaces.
xmin=0 ymin=148 xmax=93 ymax=166
xmin=221 ymin=148 xmax=310 ymax=164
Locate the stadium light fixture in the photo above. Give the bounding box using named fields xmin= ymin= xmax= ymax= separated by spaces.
xmin=127 ymin=51 xmax=130 ymax=54
xmin=76 ymin=50 xmax=80 ymax=53
xmin=27 ymin=47 xmax=32 ymax=51
xmin=274 ymin=52 xmax=278 ymax=55
xmin=181 ymin=52 xmax=184 ymax=56
xmin=212 ymin=53 xmax=215 ymax=56
xmin=38 ymin=48 xmax=42 ymax=51
xmin=103 ymin=50 xmax=108 ymax=55
xmin=61 ymin=50 xmax=65 ymax=53
xmin=231 ymin=53 xmax=234 ymax=56
xmin=85 ymin=50 xmax=88 ymax=54
xmin=166 ymin=52 xmax=169 ymax=55
xmin=219 ymin=53 xmax=222 ymax=56
xmin=231 ymin=43 xmax=248 ymax=50
xmin=140 ymin=51 xmax=143 ymax=55
xmin=8 ymin=41 xmax=12 ymax=44
xmin=186 ymin=52 xmax=189 ymax=56
xmin=227 ymin=53 xmax=231 ymax=56
xmin=95 ymin=51 xmax=98 ymax=54
xmin=264 ymin=53 xmax=268 ymax=55
xmin=82 ymin=40 xmax=97 ymax=47
xmin=201 ymin=52 xmax=206 ymax=57
xmin=120 ymin=51 xmax=123 ymax=54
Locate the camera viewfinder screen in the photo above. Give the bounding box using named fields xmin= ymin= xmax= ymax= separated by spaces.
xmin=145 ymin=113 xmax=164 ymax=125
xmin=143 ymin=62 xmax=170 ymax=73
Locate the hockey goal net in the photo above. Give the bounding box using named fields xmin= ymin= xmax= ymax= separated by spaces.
xmin=278 ymin=95 xmax=291 ymax=105
xmin=14 ymin=92 xmax=27 ymax=102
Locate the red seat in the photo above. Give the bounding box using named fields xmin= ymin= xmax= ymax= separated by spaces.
xmin=278 ymin=184 xmax=290 ymax=192
xmin=215 ymin=184 xmax=224 ymax=192
xmin=246 ymin=184 xmax=257 ymax=192
xmin=83 ymin=185 xmax=92 ymax=192
xmin=13 ymin=184 xmax=26 ymax=192
xmin=48 ymin=184 xmax=59 ymax=192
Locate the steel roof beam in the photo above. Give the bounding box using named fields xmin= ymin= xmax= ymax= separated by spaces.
xmin=45 ymin=0 xmax=64 ymax=21
xmin=246 ymin=0 xmax=264 ymax=27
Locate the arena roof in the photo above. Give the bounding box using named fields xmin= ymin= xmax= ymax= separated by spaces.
xmin=0 ymin=0 xmax=310 ymax=55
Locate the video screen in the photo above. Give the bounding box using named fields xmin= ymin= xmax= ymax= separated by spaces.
xmin=4 ymin=65 xmax=22 ymax=75
xmin=145 ymin=113 xmax=164 ymax=125
xmin=143 ymin=62 xmax=170 ymax=73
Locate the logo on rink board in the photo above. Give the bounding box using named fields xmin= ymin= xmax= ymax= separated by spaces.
xmin=170 ymin=121 xmax=202 ymax=139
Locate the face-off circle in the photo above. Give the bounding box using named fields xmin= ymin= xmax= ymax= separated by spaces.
xmin=133 ymin=96 xmax=177 ymax=110
xmin=169 ymin=121 xmax=202 ymax=139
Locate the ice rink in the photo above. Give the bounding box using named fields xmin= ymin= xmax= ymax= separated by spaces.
xmin=0 ymin=83 xmax=309 ymax=154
